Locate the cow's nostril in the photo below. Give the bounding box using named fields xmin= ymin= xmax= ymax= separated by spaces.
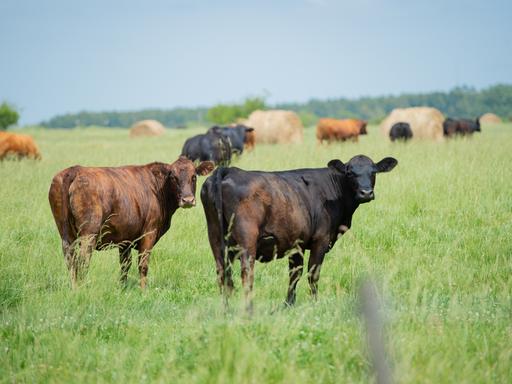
xmin=180 ymin=196 xmax=196 ymax=207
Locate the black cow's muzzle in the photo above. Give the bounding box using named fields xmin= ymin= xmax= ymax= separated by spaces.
xmin=356 ymin=189 xmax=375 ymax=203
xmin=179 ymin=196 xmax=196 ymax=208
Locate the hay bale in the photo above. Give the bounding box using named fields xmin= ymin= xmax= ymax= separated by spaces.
xmin=380 ymin=107 xmax=444 ymax=141
xmin=244 ymin=110 xmax=303 ymax=144
xmin=479 ymin=113 xmax=502 ymax=124
xmin=129 ymin=120 xmax=165 ymax=137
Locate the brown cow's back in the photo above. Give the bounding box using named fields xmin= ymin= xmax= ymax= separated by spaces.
xmin=49 ymin=164 xmax=170 ymax=248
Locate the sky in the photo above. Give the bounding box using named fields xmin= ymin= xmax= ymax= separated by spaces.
xmin=1 ymin=0 xmax=511 ymax=125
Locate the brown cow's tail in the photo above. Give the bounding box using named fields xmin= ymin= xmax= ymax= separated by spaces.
xmin=49 ymin=166 xmax=80 ymax=244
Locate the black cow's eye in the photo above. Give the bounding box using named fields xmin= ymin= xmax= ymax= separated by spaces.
xmin=192 ymin=175 xmax=197 ymax=182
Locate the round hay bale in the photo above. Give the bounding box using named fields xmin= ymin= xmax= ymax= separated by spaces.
xmin=479 ymin=113 xmax=502 ymax=124
xmin=129 ymin=120 xmax=165 ymax=137
xmin=380 ymin=107 xmax=444 ymax=141
xmin=244 ymin=110 xmax=303 ymax=144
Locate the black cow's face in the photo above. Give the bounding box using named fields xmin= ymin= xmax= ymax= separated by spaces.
xmin=328 ymin=155 xmax=398 ymax=204
xmin=170 ymin=156 xmax=214 ymax=208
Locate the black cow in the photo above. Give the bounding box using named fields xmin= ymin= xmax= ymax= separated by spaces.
xmin=389 ymin=122 xmax=413 ymax=141
xmin=201 ymin=155 xmax=398 ymax=311
xmin=181 ymin=129 xmax=232 ymax=165
xmin=208 ymin=125 xmax=255 ymax=155
xmin=443 ymin=117 xmax=481 ymax=137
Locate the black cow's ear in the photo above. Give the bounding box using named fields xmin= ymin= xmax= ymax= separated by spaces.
xmin=196 ymin=161 xmax=215 ymax=176
xmin=375 ymin=157 xmax=398 ymax=173
xmin=327 ymin=159 xmax=345 ymax=172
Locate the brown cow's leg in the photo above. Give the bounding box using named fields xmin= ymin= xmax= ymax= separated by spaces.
xmin=62 ymin=239 xmax=79 ymax=289
xmin=307 ymin=242 xmax=329 ymax=300
xmin=286 ymin=251 xmax=304 ymax=306
xmin=137 ymin=234 xmax=156 ymax=289
xmin=75 ymin=234 xmax=96 ymax=286
xmin=119 ymin=245 xmax=132 ymax=287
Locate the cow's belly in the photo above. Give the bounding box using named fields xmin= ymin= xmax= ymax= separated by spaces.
xmin=256 ymin=234 xmax=308 ymax=263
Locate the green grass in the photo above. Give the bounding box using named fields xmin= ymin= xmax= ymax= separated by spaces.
xmin=1 ymin=124 xmax=511 ymax=383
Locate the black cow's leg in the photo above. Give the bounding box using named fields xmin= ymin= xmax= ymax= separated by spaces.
xmin=307 ymin=242 xmax=329 ymax=300
xmin=119 ymin=245 xmax=132 ymax=287
xmin=225 ymin=249 xmax=236 ymax=295
xmin=286 ymin=251 xmax=304 ymax=306
xmin=137 ymin=233 xmax=156 ymax=289
xmin=240 ymin=246 xmax=256 ymax=314
xmin=234 ymin=224 xmax=258 ymax=314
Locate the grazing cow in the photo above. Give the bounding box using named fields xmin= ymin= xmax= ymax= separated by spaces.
xmin=201 ymin=155 xmax=397 ymax=311
xmin=181 ymin=129 xmax=232 ymax=165
xmin=443 ymin=117 xmax=481 ymax=137
xmin=389 ymin=122 xmax=413 ymax=141
xmin=0 ymin=131 xmax=41 ymax=160
xmin=48 ymin=156 xmax=214 ymax=288
xmin=208 ymin=125 xmax=255 ymax=154
xmin=316 ymin=118 xmax=368 ymax=144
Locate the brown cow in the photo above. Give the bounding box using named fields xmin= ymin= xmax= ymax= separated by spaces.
xmin=316 ymin=118 xmax=368 ymax=144
xmin=0 ymin=131 xmax=41 ymax=160
xmin=48 ymin=156 xmax=214 ymax=288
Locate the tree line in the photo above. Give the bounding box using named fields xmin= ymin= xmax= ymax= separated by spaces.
xmin=39 ymin=84 xmax=512 ymax=129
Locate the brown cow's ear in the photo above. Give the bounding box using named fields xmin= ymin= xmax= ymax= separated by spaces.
xmin=327 ymin=159 xmax=345 ymax=173
xmin=375 ymin=157 xmax=398 ymax=173
xmin=245 ymin=127 xmax=254 ymax=132
xmin=196 ymin=161 xmax=215 ymax=176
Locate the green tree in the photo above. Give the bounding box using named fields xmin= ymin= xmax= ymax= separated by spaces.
xmin=207 ymin=97 xmax=266 ymax=125
xmin=0 ymin=102 xmax=19 ymax=130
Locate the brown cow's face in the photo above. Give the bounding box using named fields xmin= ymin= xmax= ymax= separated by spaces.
xmin=329 ymin=155 xmax=397 ymax=204
xmin=170 ymin=157 xmax=214 ymax=208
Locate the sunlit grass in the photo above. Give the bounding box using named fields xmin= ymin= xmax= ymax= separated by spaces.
xmin=1 ymin=124 xmax=511 ymax=383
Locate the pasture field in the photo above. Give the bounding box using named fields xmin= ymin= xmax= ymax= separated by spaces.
xmin=1 ymin=124 xmax=511 ymax=383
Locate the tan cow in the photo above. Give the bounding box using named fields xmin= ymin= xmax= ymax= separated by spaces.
xmin=0 ymin=131 xmax=41 ymax=160
xmin=316 ymin=118 xmax=368 ymax=144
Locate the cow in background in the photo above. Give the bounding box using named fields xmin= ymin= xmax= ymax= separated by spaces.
xmin=443 ymin=117 xmax=481 ymax=137
xmin=208 ymin=124 xmax=255 ymax=154
xmin=181 ymin=129 xmax=232 ymax=165
xmin=389 ymin=122 xmax=413 ymax=141
xmin=0 ymin=131 xmax=41 ymax=160
xmin=316 ymin=118 xmax=368 ymax=144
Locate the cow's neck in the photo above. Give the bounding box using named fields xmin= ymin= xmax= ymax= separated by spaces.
xmin=324 ymin=172 xmax=359 ymax=241
xmin=155 ymin=177 xmax=179 ymax=236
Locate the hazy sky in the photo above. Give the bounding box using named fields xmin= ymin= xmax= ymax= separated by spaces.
xmin=1 ymin=0 xmax=511 ymax=124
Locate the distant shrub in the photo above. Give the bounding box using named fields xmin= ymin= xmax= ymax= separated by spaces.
xmin=207 ymin=97 xmax=266 ymax=125
xmin=0 ymin=102 xmax=19 ymax=130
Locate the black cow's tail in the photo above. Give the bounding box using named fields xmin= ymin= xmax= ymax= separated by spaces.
xmin=213 ymin=167 xmax=228 ymax=279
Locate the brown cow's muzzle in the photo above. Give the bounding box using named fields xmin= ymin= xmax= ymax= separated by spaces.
xmin=180 ymin=196 xmax=196 ymax=208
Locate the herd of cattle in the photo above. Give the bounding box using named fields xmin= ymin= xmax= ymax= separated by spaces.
xmin=1 ymin=112 xmax=484 ymax=311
